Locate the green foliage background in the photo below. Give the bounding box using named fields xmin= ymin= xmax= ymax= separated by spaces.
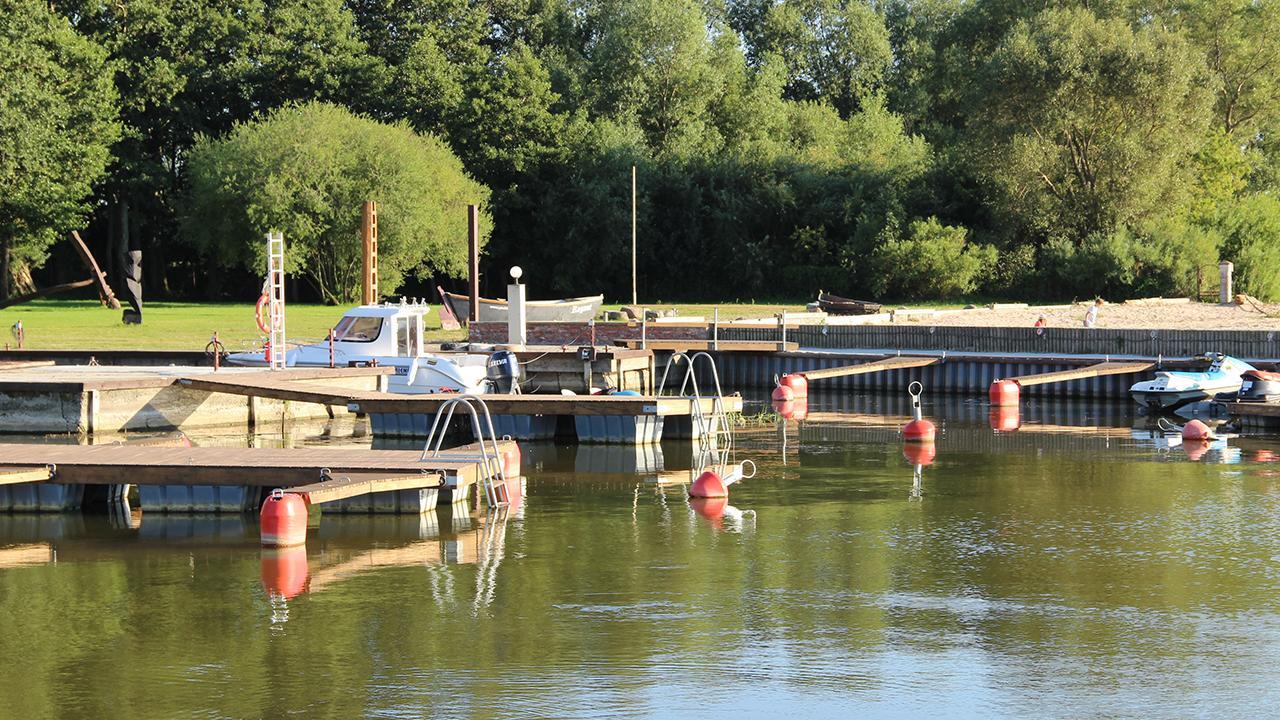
xmin=5 ymin=0 xmax=1280 ymax=301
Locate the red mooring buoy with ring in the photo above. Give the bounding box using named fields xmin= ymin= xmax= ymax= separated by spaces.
xmin=1181 ymin=419 xmax=1213 ymax=441
xmin=260 ymin=489 xmax=308 ymax=547
xmin=501 ymin=441 xmax=522 ymax=478
xmin=989 ymin=379 xmax=1020 ymax=406
xmin=260 ymin=546 xmax=309 ymax=600
xmin=771 ymin=384 xmax=794 ymax=402
xmin=902 ymin=381 xmax=936 ymax=443
xmin=779 ymin=373 xmax=808 ymax=399
xmin=689 ymin=470 xmax=728 ymax=498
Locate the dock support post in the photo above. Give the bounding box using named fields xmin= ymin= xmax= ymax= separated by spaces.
xmin=507 ymin=277 xmax=526 ymax=348
xmin=361 ymin=201 xmax=378 ymax=305
xmin=467 ymin=205 xmax=480 ymax=324
xmin=1219 ymin=261 xmax=1233 ymax=304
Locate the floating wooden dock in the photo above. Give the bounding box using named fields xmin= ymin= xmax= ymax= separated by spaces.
xmin=798 ymin=355 xmax=938 ymax=381
xmin=0 ymin=441 xmax=514 ymax=513
xmin=350 ymin=393 xmax=744 ymax=443
xmin=1000 ymin=360 xmax=1155 ymax=387
xmin=618 ymin=340 xmax=799 ymax=352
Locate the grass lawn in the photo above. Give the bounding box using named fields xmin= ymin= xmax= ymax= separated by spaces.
xmin=0 ymin=300 xmax=466 ymax=352
xmin=0 ymin=296 xmax=986 ymax=351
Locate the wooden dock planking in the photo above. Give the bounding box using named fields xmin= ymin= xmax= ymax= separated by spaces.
xmin=0 ymin=465 xmax=53 ymax=485
xmin=799 ymin=355 xmax=939 ymax=381
xmin=1224 ymin=402 xmax=1280 ymax=418
xmin=177 ymin=374 xmax=378 ymax=406
xmin=286 ymin=471 xmax=444 ymax=504
xmin=1003 ymin=361 xmax=1154 ymax=387
xmin=617 ymin=340 xmax=800 ymax=352
xmin=348 ymin=394 xmax=743 ymax=417
xmin=0 ymin=442 xmax=514 ymax=489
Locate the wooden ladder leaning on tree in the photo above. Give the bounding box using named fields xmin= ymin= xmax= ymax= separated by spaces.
xmin=0 ymin=231 xmax=120 ymax=311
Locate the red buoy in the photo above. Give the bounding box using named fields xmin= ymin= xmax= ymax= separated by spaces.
xmin=772 ymin=397 xmax=808 ymax=420
xmin=902 ymin=442 xmax=936 ymax=466
xmin=902 ymin=418 xmax=936 ymax=443
xmin=1182 ymin=419 xmax=1212 ymax=441
xmin=771 ymin=384 xmax=795 ymax=402
xmin=690 ymin=496 xmax=728 ymax=522
xmin=989 ymin=406 xmax=1021 ymax=433
xmin=1184 ymin=440 xmax=1211 ymax=462
xmin=261 ymin=546 xmax=309 ymax=600
xmin=778 ymin=374 xmax=808 ymax=399
xmin=989 ymin=379 xmax=1020 ymax=406
xmin=260 ymin=489 xmax=308 ymax=547
xmin=501 ymin=442 xmax=522 ymax=478
xmin=689 ymin=470 xmax=728 ymax=498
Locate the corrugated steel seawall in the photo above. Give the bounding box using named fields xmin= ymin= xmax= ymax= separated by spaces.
xmin=698 ymin=352 xmax=1145 ymax=399
xmin=721 ymin=324 xmax=1280 ymax=358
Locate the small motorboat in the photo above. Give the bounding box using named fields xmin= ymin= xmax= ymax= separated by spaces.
xmin=439 ymin=288 xmax=603 ymax=323
xmin=226 ymin=300 xmax=492 ymax=394
xmin=816 ymin=291 xmax=881 ymax=316
xmin=1129 ymin=353 xmax=1257 ymax=412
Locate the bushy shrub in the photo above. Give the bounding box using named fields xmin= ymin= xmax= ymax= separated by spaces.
xmin=870 ymin=217 xmax=996 ymax=299
xmin=1216 ymin=194 xmax=1280 ymax=301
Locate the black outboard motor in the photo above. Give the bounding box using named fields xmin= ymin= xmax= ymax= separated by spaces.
xmin=486 ymin=350 xmax=522 ymax=394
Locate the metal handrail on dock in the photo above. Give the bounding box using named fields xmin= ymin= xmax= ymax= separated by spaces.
xmin=421 ymin=396 xmax=509 ymax=508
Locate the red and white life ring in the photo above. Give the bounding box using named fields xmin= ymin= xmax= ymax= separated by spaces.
xmin=255 ymin=294 xmax=271 ymax=333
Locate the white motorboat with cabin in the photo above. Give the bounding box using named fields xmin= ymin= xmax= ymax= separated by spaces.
xmin=226 ymin=300 xmax=496 ymax=394
xmin=1128 ymin=353 xmax=1256 ymax=411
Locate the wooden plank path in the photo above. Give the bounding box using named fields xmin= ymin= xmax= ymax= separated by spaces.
xmin=1224 ymin=402 xmax=1280 ymax=418
xmin=177 ymin=373 xmax=380 ymax=406
xmin=349 ymin=393 xmax=743 ymax=417
xmin=1002 ymin=361 xmax=1154 ymax=387
xmin=799 ymin=355 xmax=939 ymax=381
xmin=0 ymin=442 xmax=513 ymax=490
xmin=0 ymin=466 xmax=54 ymax=485
xmin=618 ymin=340 xmax=799 ymax=352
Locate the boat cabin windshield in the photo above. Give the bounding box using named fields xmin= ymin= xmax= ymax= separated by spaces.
xmin=332 ymin=315 xmax=383 ymax=343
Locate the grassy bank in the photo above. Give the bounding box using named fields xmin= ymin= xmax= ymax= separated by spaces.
xmin=0 ymin=300 xmax=463 ymax=351
xmin=0 ymin=299 xmax=823 ymax=351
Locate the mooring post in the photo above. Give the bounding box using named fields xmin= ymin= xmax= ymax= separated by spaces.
xmin=468 ymin=205 xmax=480 ymax=324
xmin=1219 ymin=261 xmax=1233 ymax=304
xmin=361 ymin=201 xmax=378 ymax=305
xmin=712 ymin=307 xmax=719 ymax=351
xmin=507 ymin=266 xmax=526 ymax=349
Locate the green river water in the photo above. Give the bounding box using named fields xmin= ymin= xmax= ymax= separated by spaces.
xmin=2 ymin=396 xmax=1280 ymax=719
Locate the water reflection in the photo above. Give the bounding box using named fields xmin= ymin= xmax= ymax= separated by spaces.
xmin=4 ymin=397 xmax=1280 ymax=717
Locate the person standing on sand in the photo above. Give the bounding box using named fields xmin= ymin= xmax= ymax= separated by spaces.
xmin=1034 ymin=315 xmax=1047 ymax=337
xmin=1083 ymin=299 xmax=1103 ymax=328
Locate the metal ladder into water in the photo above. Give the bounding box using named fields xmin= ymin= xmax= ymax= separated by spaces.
xmin=420 ymin=396 xmax=510 ymax=508
xmin=656 ymin=351 xmax=735 ymax=451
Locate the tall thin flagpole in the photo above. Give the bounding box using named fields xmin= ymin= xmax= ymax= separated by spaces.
xmin=631 ymin=165 xmax=637 ymax=305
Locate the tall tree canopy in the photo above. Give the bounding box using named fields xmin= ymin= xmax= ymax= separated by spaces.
xmin=0 ymin=0 xmax=119 ymax=292
xmin=183 ymin=103 xmax=489 ymax=303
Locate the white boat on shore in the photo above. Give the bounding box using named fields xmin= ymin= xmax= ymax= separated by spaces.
xmin=226 ymin=301 xmax=491 ymax=394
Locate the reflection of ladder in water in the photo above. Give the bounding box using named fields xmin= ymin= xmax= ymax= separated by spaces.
xmin=421 ymin=396 xmax=509 ymax=508
xmin=657 ymin=351 xmax=734 ymax=450
xmin=266 ymin=231 xmax=287 ymax=370
xmin=472 ymin=506 xmax=509 ymax=613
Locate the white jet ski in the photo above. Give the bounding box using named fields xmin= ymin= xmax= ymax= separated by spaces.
xmin=226 ymin=300 xmax=490 ymax=394
xmin=1128 ymin=353 xmax=1256 ymax=412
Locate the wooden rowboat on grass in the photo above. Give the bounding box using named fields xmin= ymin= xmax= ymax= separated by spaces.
xmin=817 ymin=291 xmax=882 ymax=316
xmin=439 ymin=288 xmax=604 ymax=323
